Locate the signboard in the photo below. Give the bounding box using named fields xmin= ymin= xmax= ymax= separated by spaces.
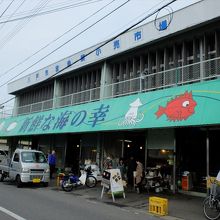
xmin=101 ymin=170 xmax=111 ymax=189
xmin=101 ymin=169 xmax=125 ymax=202
xmin=2 ymin=79 xmax=220 ymax=137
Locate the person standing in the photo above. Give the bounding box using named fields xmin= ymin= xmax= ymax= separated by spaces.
xmin=127 ymin=156 xmax=136 ymax=187
xmin=117 ymin=158 xmax=126 ymax=180
xmin=135 ymin=158 xmax=144 ymax=194
xmin=103 ymin=155 xmax=113 ymax=170
xmin=48 ymin=150 xmax=56 ymax=179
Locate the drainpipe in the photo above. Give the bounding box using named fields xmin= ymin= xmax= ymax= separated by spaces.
xmin=173 ymin=133 xmax=176 ymax=194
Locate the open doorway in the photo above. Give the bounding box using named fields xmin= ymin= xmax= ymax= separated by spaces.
xmin=123 ymin=131 xmax=146 ymax=163
xmin=65 ymin=135 xmax=81 ymax=175
xmin=176 ymin=127 xmax=206 ymax=192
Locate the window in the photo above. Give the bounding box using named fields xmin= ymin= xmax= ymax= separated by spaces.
xmin=21 ymin=152 xmax=47 ymax=163
xmin=13 ymin=153 xmax=19 ymax=162
xmin=0 ymin=150 xmax=6 ymax=156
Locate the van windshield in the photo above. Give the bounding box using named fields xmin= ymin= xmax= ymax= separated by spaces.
xmin=21 ymin=152 xmax=47 ymax=163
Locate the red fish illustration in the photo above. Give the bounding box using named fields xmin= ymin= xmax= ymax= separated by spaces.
xmin=155 ymin=91 xmax=197 ymax=121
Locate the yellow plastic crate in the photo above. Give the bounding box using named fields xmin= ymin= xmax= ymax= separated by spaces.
xmin=149 ymin=196 xmax=168 ymax=216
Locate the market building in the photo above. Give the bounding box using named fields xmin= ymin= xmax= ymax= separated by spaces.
xmin=1 ymin=0 xmax=220 ymax=193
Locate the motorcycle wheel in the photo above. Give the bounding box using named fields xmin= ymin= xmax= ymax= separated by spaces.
xmin=85 ymin=176 xmax=97 ymax=188
xmin=62 ymin=180 xmax=74 ymax=192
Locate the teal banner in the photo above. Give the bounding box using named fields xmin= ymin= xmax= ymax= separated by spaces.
xmin=1 ymin=79 xmax=220 ymax=137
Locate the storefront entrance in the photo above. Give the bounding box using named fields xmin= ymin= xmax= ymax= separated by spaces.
xmin=123 ymin=131 xmax=146 ymax=163
xmin=176 ymin=127 xmax=207 ymax=192
xmin=66 ymin=135 xmax=81 ymax=174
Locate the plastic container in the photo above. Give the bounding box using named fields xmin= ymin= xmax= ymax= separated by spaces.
xmin=149 ymin=196 xmax=168 ymax=216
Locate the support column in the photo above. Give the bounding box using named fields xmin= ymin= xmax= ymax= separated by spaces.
xmin=204 ymin=34 xmax=208 ymax=60
xmin=148 ymin=52 xmax=152 ymax=88
xmin=119 ymin=62 xmax=123 ymax=94
xmin=173 ymin=44 xmax=179 ymax=84
xmin=200 ymin=38 xmax=204 ymax=79
xmin=155 ymin=50 xmax=160 ymax=87
xmin=13 ymin=96 xmax=19 ymax=116
xmin=164 ymin=48 xmax=168 ymax=86
xmin=215 ymin=31 xmax=219 ymax=77
xmin=53 ymin=79 xmax=62 ymax=108
xmin=215 ymin=30 xmax=220 ymax=57
xmin=100 ymin=61 xmax=112 ymax=99
xmin=182 ymin=41 xmax=187 ymax=82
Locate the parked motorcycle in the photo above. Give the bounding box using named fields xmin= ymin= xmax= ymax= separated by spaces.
xmin=61 ymin=166 xmax=97 ymax=192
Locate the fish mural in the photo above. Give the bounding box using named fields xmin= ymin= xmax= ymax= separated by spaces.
xmin=155 ymin=91 xmax=197 ymax=121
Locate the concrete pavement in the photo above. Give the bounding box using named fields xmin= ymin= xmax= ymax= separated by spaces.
xmin=49 ymin=180 xmax=207 ymax=220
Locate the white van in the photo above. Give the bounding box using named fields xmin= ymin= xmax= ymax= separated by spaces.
xmin=0 ymin=148 xmax=50 ymax=187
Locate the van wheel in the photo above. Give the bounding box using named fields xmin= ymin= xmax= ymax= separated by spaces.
xmin=16 ymin=175 xmax=23 ymax=188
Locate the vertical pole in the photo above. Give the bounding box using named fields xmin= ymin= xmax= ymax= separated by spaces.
xmin=173 ymin=131 xmax=176 ymax=194
xmin=121 ymin=139 xmax=124 ymax=158
xmin=206 ymin=128 xmax=210 ymax=195
xmin=64 ymin=137 xmax=67 ymax=170
xmin=144 ymin=130 xmax=148 ymax=171
xmin=139 ymin=75 xmax=142 ymax=92
xmin=206 ymin=129 xmax=209 ymax=177
xmin=97 ymin=133 xmax=101 ymax=168
xmin=79 ymin=143 xmax=82 ymax=161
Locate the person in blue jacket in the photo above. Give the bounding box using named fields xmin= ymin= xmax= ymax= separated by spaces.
xmin=48 ymin=150 xmax=56 ymax=179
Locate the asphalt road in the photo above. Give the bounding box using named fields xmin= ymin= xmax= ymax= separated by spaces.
xmin=0 ymin=181 xmax=160 ymax=220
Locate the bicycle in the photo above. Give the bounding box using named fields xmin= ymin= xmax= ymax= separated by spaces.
xmin=203 ymin=178 xmax=220 ymax=220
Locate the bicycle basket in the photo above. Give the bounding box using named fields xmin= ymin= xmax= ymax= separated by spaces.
xmin=210 ymin=182 xmax=218 ymax=197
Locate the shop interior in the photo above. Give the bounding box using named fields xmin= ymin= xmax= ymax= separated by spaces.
xmin=122 ymin=131 xmax=146 ymax=163
xmin=65 ymin=135 xmax=81 ymax=174
xmin=176 ymin=127 xmax=207 ymax=192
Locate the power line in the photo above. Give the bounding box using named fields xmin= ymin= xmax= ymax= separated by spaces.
xmin=103 ymin=0 xmax=167 ymax=40
xmin=0 ymin=0 xmax=177 ymax=106
xmin=0 ymin=0 xmax=27 ymax=32
xmin=0 ymin=0 xmax=101 ymax=20
xmin=0 ymin=0 xmax=116 ymax=80
xmin=0 ymin=0 xmax=15 ymax=18
xmin=47 ymin=0 xmax=177 ymax=80
xmin=0 ymin=97 xmax=14 ymax=106
xmin=0 ymin=0 xmax=50 ymax=49
xmin=0 ymin=0 xmax=106 ymax=24
xmin=0 ymin=0 xmax=130 ymax=87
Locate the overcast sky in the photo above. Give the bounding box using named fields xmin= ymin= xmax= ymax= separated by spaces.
xmin=0 ymin=0 xmax=201 ymax=110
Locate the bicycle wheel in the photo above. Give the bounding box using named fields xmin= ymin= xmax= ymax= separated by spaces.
xmin=85 ymin=176 xmax=97 ymax=188
xmin=203 ymin=197 xmax=220 ymax=220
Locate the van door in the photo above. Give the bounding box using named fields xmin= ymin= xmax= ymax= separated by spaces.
xmin=10 ymin=153 xmax=21 ymax=180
